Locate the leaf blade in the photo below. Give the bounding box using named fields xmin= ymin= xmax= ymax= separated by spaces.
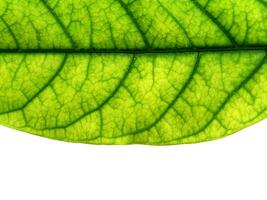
xmin=0 ymin=0 xmax=267 ymax=144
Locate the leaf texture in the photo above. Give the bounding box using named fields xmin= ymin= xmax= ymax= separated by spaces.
xmin=0 ymin=0 xmax=267 ymax=145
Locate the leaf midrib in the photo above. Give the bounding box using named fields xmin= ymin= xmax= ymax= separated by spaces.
xmin=0 ymin=46 xmax=267 ymax=54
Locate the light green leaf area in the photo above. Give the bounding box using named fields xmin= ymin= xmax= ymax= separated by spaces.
xmin=0 ymin=0 xmax=267 ymax=145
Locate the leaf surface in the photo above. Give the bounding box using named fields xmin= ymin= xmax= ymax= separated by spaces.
xmin=0 ymin=0 xmax=267 ymax=144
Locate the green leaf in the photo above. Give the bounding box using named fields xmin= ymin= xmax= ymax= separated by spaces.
xmin=0 ymin=0 xmax=267 ymax=145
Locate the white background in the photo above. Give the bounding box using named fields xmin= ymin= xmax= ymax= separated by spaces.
xmin=0 ymin=121 xmax=267 ymax=200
